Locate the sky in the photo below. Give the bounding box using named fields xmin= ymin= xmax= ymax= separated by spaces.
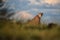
xmin=1 ymin=0 xmax=60 ymax=24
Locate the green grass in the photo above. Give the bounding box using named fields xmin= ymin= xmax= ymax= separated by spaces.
xmin=0 ymin=20 xmax=60 ymax=40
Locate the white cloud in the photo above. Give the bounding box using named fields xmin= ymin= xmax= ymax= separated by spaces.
xmin=28 ymin=0 xmax=36 ymax=4
xmin=28 ymin=0 xmax=41 ymax=5
xmin=32 ymin=8 xmax=39 ymax=11
xmin=28 ymin=0 xmax=60 ymax=6
xmin=3 ymin=0 xmax=6 ymax=2
xmin=10 ymin=11 xmax=34 ymax=22
xmin=3 ymin=0 xmax=8 ymax=2
xmin=18 ymin=11 xmax=33 ymax=19
xmin=41 ymin=0 xmax=60 ymax=5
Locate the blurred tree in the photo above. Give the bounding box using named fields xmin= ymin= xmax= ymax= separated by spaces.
xmin=0 ymin=0 xmax=4 ymax=7
xmin=0 ymin=0 xmax=2 ymax=3
xmin=0 ymin=8 xmax=7 ymax=16
xmin=0 ymin=0 xmax=7 ymax=20
xmin=0 ymin=0 xmax=15 ymax=20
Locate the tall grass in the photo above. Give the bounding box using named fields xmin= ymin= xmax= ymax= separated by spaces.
xmin=0 ymin=20 xmax=60 ymax=40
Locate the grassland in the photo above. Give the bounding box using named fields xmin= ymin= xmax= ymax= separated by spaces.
xmin=0 ymin=20 xmax=60 ymax=40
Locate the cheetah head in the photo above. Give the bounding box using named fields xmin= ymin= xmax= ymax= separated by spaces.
xmin=38 ymin=13 xmax=43 ymax=17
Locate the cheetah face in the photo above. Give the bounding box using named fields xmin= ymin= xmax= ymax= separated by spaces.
xmin=38 ymin=13 xmax=43 ymax=17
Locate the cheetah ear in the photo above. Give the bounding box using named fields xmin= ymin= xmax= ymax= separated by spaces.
xmin=41 ymin=13 xmax=43 ymax=16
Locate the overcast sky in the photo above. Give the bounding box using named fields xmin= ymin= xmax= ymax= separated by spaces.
xmin=2 ymin=0 xmax=60 ymax=24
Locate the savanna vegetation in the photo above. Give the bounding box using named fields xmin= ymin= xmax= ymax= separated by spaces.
xmin=0 ymin=20 xmax=60 ymax=40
